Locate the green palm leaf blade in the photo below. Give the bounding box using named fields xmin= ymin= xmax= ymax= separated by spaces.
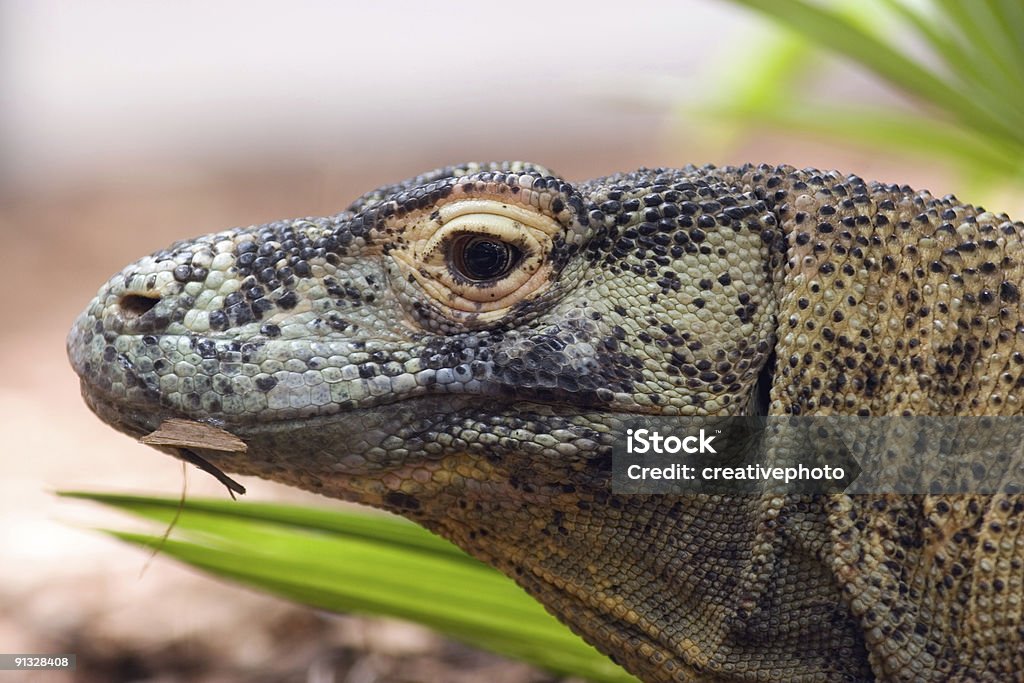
xmin=58 ymin=491 xmax=637 ymax=683
xmin=705 ymin=102 xmax=1024 ymax=189
xmin=726 ymin=0 xmax=1024 ymax=155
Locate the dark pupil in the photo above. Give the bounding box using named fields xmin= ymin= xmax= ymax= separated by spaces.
xmin=461 ymin=238 xmax=513 ymax=280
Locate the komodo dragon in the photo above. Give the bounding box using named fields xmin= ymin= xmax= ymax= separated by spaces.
xmin=67 ymin=162 xmax=1024 ymax=681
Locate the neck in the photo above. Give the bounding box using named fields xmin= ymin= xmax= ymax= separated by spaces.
xmin=429 ymin=489 xmax=870 ymax=682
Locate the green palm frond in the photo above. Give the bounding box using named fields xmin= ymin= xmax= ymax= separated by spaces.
xmin=59 ymin=491 xmax=637 ymax=683
xmin=717 ymin=0 xmax=1024 ymax=192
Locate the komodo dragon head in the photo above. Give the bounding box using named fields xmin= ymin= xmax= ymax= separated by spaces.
xmin=68 ymin=161 xmax=1024 ymax=682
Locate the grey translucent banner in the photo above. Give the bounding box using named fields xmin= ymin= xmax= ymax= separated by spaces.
xmin=611 ymin=416 xmax=1024 ymax=494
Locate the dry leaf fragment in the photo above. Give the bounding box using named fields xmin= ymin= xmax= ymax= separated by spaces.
xmin=141 ymin=418 xmax=248 ymax=453
xmin=141 ymin=419 xmax=248 ymax=497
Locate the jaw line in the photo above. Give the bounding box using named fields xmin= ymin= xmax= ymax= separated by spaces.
xmin=78 ymin=363 xmax=655 ymax=443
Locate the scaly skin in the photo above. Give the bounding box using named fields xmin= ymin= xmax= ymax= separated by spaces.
xmin=68 ymin=162 xmax=1024 ymax=681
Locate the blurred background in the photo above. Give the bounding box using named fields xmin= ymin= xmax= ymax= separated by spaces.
xmin=3 ymin=1 xmax=1023 ymax=681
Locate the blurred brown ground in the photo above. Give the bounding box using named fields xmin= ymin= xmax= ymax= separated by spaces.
xmin=1 ymin=2 xmax=1003 ymax=681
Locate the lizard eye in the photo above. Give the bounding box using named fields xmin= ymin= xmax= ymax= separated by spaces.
xmin=450 ymin=234 xmax=522 ymax=282
xmin=389 ymin=197 xmax=563 ymax=320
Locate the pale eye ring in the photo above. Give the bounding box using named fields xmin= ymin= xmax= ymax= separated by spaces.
xmin=390 ymin=198 xmax=562 ymax=319
xmin=450 ymin=234 xmax=522 ymax=282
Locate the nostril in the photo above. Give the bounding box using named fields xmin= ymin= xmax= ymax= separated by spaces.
xmin=118 ymin=293 xmax=161 ymax=318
